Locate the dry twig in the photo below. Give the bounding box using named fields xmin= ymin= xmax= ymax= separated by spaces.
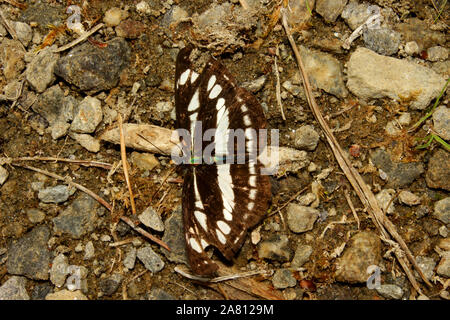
xmin=53 ymin=23 xmax=104 ymax=53
xmin=118 ymin=114 xmax=136 ymax=215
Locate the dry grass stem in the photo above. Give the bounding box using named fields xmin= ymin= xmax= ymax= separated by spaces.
xmin=53 ymin=23 xmax=104 ymax=53
xmin=118 ymin=114 xmax=136 ymax=215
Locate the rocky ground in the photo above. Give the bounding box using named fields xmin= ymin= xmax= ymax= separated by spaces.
xmin=0 ymin=0 xmax=449 ymax=300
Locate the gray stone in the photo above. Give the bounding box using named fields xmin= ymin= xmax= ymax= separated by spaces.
xmin=7 ymin=225 xmax=51 ymax=280
xmin=52 ymin=193 xmax=100 ymax=238
xmin=370 ymin=149 xmax=424 ymax=188
xmin=426 ymin=46 xmax=448 ymax=62
xmin=31 ymin=282 xmax=53 ymax=300
xmin=257 ymin=235 xmax=293 ymax=262
xmin=241 ymin=75 xmax=267 ymax=93
xmin=0 ymin=39 xmax=25 ymax=80
xmin=398 ymin=191 xmax=420 ymax=206
xmin=8 ymin=20 xmax=32 ymax=46
xmin=432 ymin=105 xmax=450 ymax=141
xmin=0 ymin=165 xmax=9 ymax=186
xmin=347 ymin=47 xmax=446 ymax=110
xmin=434 ymin=197 xmax=450 ymax=224
xmin=414 ymin=256 xmax=436 ymax=281
xmin=291 ymin=244 xmax=313 ymax=268
xmin=286 ymin=204 xmax=319 ymax=233
xmin=294 ymin=125 xmax=320 ymax=151
xmin=137 ymin=246 xmax=165 ymax=273
xmin=99 ymin=273 xmax=123 ymax=296
xmin=341 ymin=2 xmax=375 ymax=30
xmin=375 ymin=189 xmax=396 ymax=214
xmin=26 ymin=47 xmax=59 ymax=92
xmin=426 ymin=149 xmax=450 ymax=191
xmin=50 ymin=254 xmax=70 ymax=287
xmin=21 ymin=3 xmax=65 ymax=27
xmin=316 ymin=0 xmax=347 ymax=23
xmin=0 ymin=276 xmax=29 ymax=300
xmin=272 ymin=269 xmax=297 ymax=289
xmin=298 ymin=46 xmax=348 ymax=98
xmin=161 ymin=5 xmax=189 ymax=27
xmin=363 ymin=27 xmax=401 ymax=56
xmin=148 ymin=287 xmax=175 ymax=300
xmin=123 ymin=246 xmax=137 ymax=269
xmin=45 ymin=289 xmax=88 ymax=300
xmin=54 ymin=38 xmax=130 ymax=94
xmin=38 ymin=185 xmax=75 ymax=204
xmin=335 ymin=231 xmax=381 ymax=283
xmin=404 ymin=41 xmax=419 ymax=56
xmin=138 ymin=206 xmax=164 ymax=232
xmin=70 ymin=96 xmax=103 ymax=133
xmin=161 ymin=206 xmax=188 ymax=264
xmin=83 ymin=241 xmax=95 ymax=260
xmin=70 ymin=133 xmax=101 ymax=153
xmin=436 ymin=252 xmax=450 ymax=278
xmin=376 ymin=284 xmax=404 ymax=300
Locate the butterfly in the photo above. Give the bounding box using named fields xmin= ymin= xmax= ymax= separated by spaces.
xmin=174 ymin=46 xmax=271 ymax=276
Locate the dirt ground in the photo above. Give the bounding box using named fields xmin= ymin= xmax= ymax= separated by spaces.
xmin=0 ymin=0 xmax=449 ymax=300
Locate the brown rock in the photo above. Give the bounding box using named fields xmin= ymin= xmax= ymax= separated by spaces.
xmin=426 ymin=149 xmax=450 ymax=191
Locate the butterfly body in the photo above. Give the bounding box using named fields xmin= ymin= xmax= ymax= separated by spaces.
xmin=175 ymin=46 xmax=271 ymax=275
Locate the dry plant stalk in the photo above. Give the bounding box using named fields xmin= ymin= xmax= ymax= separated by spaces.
xmin=53 ymin=23 xmax=104 ymax=53
xmin=280 ymin=8 xmax=431 ymax=293
xmin=118 ymin=114 xmax=136 ymax=215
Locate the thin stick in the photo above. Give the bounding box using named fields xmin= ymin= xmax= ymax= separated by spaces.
xmin=120 ymin=216 xmax=170 ymax=252
xmin=239 ymin=0 xmax=249 ymax=10
xmin=1 ymin=156 xmax=112 ymax=170
xmin=109 ymin=237 xmax=139 ymax=247
xmin=274 ymin=55 xmax=286 ymax=121
xmin=281 ymin=8 xmax=430 ymax=292
xmin=53 ymin=23 xmax=104 ymax=53
xmin=269 ymin=185 xmax=309 ymax=218
xmin=0 ymin=7 xmax=26 ymax=51
xmin=118 ymin=114 xmax=136 ymax=215
xmin=344 ymin=189 xmax=360 ymax=229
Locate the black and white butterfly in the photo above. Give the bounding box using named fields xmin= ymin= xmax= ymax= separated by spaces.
xmin=174 ymin=46 xmax=271 ymax=276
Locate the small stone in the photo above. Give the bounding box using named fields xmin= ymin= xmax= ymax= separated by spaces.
xmin=404 ymin=41 xmax=419 ymax=55
xmin=50 ymin=254 xmax=70 ymax=287
xmin=291 ymin=244 xmax=313 ymax=268
xmin=123 ymin=246 xmax=137 ymax=269
xmin=0 ymin=165 xmax=9 ymax=186
xmin=363 ymin=27 xmax=401 ymax=56
xmin=70 ymin=96 xmax=103 ymax=133
xmin=241 ymin=75 xmax=267 ymax=93
xmin=149 ymin=288 xmax=175 ymax=300
xmin=297 ymin=193 xmax=316 ymax=206
xmin=100 ymin=235 xmax=111 ymax=242
xmin=155 ymin=101 xmax=173 ymax=113
xmin=31 ymin=282 xmax=53 ymax=300
xmin=257 ymin=235 xmax=293 ymax=262
xmin=286 ymin=204 xmax=319 ymax=233
xmin=38 ymin=185 xmax=75 ymax=204
xmin=294 ymin=125 xmax=320 ymax=151
xmin=70 ymin=133 xmax=101 ymax=153
xmin=398 ymin=191 xmax=420 ymax=206
xmin=136 ymin=1 xmax=151 ymax=14
xmin=376 ymin=284 xmax=404 ymax=300
xmin=375 ymin=189 xmax=396 ymax=214
xmin=433 ymin=197 xmax=450 ymax=224
xmin=432 ymin=105 xmax=450 ymax=141
xmin=130 ymin=152 xmax=160 ymax=171
xmin=316 ymin=0 xmax=348 ymax=23
xmin=84 ymin=241 xmax=95 ymax=260
xmin=116 ymin=19 xmax=146 ymax=39
xmin=45 ymin=289 xmax=88 ymax=300
xmin=0 ymin=39 xmax=25 ymax=80
xmin=161 ymin=207 xmax=188 ymax=264
xmin=0 ymin=276 xmax=29 ymax=300
xmin=398 ymin=113 xmax=411 ymax=126
xmin=426 ymin=149 xmax=450 ymax=191
xmin=436 ymin=252 xmax=450 ymax=278
xmin=439 ymin=226 xmax=448 ymax=238
xmin=26 ymin=47 xmax=59 ymax=93
xmin=341 ymin=1 xmax=375 ymax=30
xmin=8 ymin=20 xmax=32 ymax=47
xmin=272 ymin=269 xmax=297 ymax=289
xmin=426 ymin=46 xmax=448 ymax=62
xmin=137 ymin=246 xmax=165 ymax=273
xmin=138 ymin=207 xmax=164 ymax=232
xmin=74 ymin=243 xmax=83 ymax=253
xmin=99 ymin=273 xmax=123 ymax=296
xmin=414 ymin=256 xmax=436 ymax=281
xmin=104 ymin=8 xmax=129 ymax=27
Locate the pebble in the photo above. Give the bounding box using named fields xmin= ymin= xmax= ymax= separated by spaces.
xmin=426 ymin=46 xmax=448 ymax=62
xmin=439 ymin=226 xmax=448 ymax=238
xmin=370 ymin=149 xmax=424 ymax=188
xmin=432 ymin=105 xmax=450 ymax=141
xmin=0 ymin=165 xmax=9 ymax=186
xmin=376 ymin=284 xmax=404 ymax=300
xmin=316 ymin=0 xmax=348 ymax=23
xmin=70 ymin=96 xmax=103 ymax=133
xmin=426 ymin=149 xmax=450 ymax=191
xmin=0 ymin=276 xmax=30 ymax=300
xmin=398 ymin=113 xmax=411 ymax=125
xmin=257 ymin=235 xmax=294 ymax=262
xmin=31 ymin=282 xmax=53 ymax=300
xmin=294 ymin=125 xmax=320 ymax=151
xmin=297 ymin=193 xmax=316 ymax=206
xmin=137 ymin=246 xmax=165 ymax=273
xmin=241 ymin=75 xmax=267 ymax=93
xmin=363 ymin=27 xmax=401 ymax=56
xmin=74 ymin=243 xmax=84 ymax=253
xmin=136 ymin=1 xmax=151 ymax=14
xmin=398 ymin=191 xmax=420 ymax=206
xmin=103 ymin=8 xmax=129 ymax=27
xmin=272 ymin=269 xmax=297 ymax=289
xmin=123 ymin=246 xmax=137 ymax=270
xmin=116 ymin=19 xmax=146 ymax=39
xmin=100 ymin=235 xmax=111 ymax=242
xmin=7 ymin=225 xmax=51 ymax=280
xmin=436 ymin=252 xmax=450 ymax=278
xmin=161 ymin=5 xmax=189 ymax=27
xmin=130 ymin=152 xmax=160 ymax=171
xmin=347 ymin=47 xmax=446 ymax=110
xmin=138 ymin=206 xmax=164 ymax=232
xmin=50 ymin=254 xmax=70 ymax=287
xmin=375 ymin=189 xmax=396 ymax=214
xmin=26 ymin=47 xmax=59 ymax=93
xmin=286 ymin=204 xmax=319 ymax=233
xmin=54 ymin=38 xmax=131 ymax=94
xmin=298 ymin=46 xmax=348 ymax=98
xmin=99 ymin=273 xmax=123 ymax=296
xmin=52 ymin=194 xmax=100 ymax=239
xmin=433 ymin=197 xmax=450 ymax=224
xmin=70 ymin=133 xmax=101 ymax=153
xmin=84 ymin=241 xmax=95 ymax=260
xmin=45 ymin=289 xmax=88 ymax=300
xmin=38 ymin=185 xmax=75 ymax=204
xmin=0 ymin=39 xmax=25 ymax=80
xmin=8 ymin=20 xmax=32 ymax=47
xmin=414 ymin=256 xmax=436 ymax=281
xmin=161 ymin=206 xmax=188 ymax=264
xmin=291 ymin=244 xmax=313 ymax=268
xmin=404 ymin=41 xmax=419 ymax=56
xmin=341 ymin=2 xmax=377 ymax=30
xmin=285 ymin=0 xmax=313 ymax=27
xmin=282 ymin=80 xmax=304 ymax=98
xmin=149 ymin=287 xmax=175 ymax=300
xmin=335 ymin=231 xmax=381 ymax=283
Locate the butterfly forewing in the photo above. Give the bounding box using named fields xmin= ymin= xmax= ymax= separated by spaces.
xmin=175 ymin=46 xmax=271 ymax=276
